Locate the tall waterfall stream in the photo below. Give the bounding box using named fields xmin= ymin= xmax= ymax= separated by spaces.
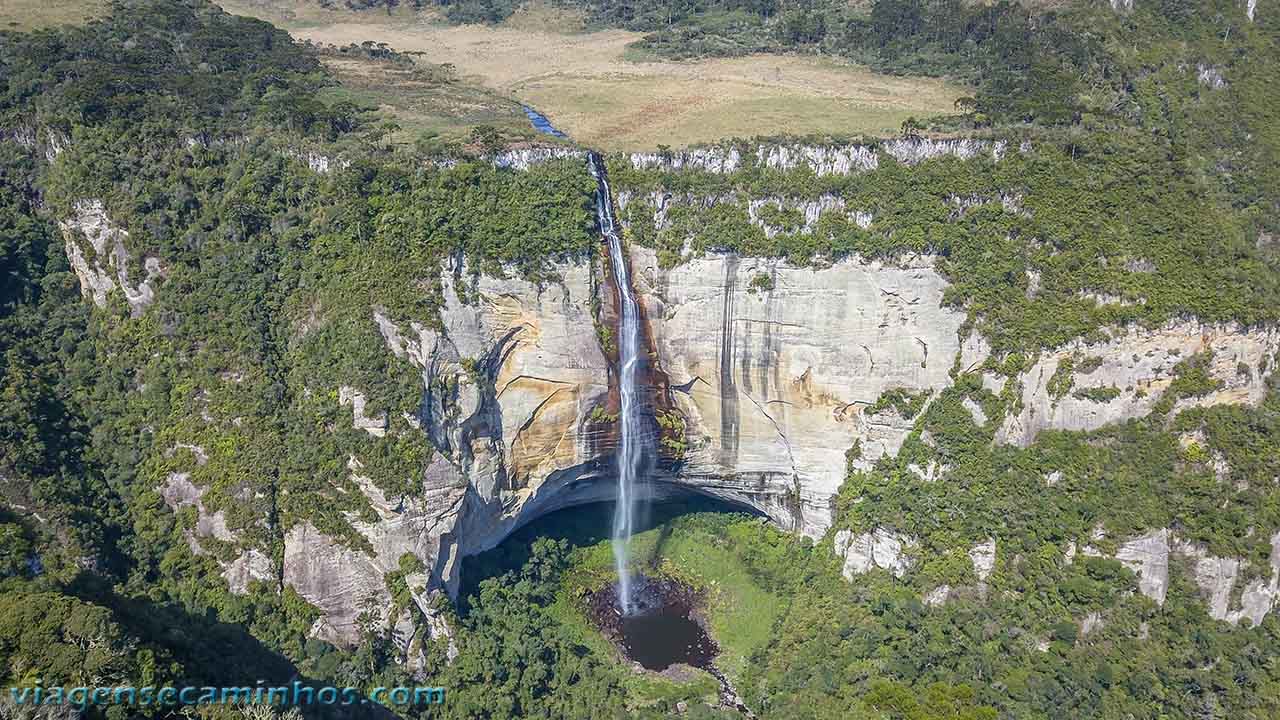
xmin=587 ymin=151 xmax=645 ymax=616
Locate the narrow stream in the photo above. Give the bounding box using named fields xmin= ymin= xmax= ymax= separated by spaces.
xmin=522 ymin=105 xmax=567 ymax=138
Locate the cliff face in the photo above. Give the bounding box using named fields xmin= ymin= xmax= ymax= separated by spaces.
xmin=996 ymin=321 xmax=1279 ymax=446
xmin=60 ymin=200 xmax=163 ymax=316
xmin=628 ymin=248 xmax=984 ymax=537
xmin=59 ymin=143 xmax=1280 ymax=652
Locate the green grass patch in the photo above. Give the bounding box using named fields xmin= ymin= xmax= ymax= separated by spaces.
xmin=461 ymin=502 xmax=784 ymax=697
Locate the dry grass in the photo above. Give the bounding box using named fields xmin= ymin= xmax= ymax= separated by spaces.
xmin=228 ymin=1 xmax=966 ymax=150
xmin=0 ymin=0 xmax=108 ymax=30
xmin=317 ymin=54 xmax=532 ymax=142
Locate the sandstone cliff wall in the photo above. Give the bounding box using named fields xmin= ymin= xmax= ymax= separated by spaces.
xmin=57 ymin=142 xmax=1280 ymax=651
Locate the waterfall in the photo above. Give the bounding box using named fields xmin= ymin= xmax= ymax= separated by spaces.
xmin=588 ymin=151 xmax=644 ymax=615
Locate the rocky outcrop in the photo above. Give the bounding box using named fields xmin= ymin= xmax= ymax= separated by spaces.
xmin=160 ymin=472 xmax=236 ymax=545
xmin=745 ymin=195 xmax=875 ymax=236
xmin=59 ymin=200 xmax=163 ymax=316
xmin=1078 ymin=528 xmax=1280 ymax=626
xmin=339 ymin=386 xmax=389 ymax=437
xmin=1197 ymin=64 xmax=1227 ymax=89
xmin=2 ymin=124 xmax=87 ymax=162
xmin=755 ymin=144 xmax=878 ymax=176
xmin=1080 ymin=611 xmax=1105 ymax=637
xmin=834 ymin=528 xmax=915 ymax=579
xmin=970 ymin=538 xmax=997 ymax=582
xmin=282 ymin=147 xmax=349 ymax=173
xmin=279 ymin=259 xmax=611 ymax=649
xmin=1112 ymin=529 xmax=1172 ymax=604
xmin=630 ymin=147 xmax=742 ymax=174
xmin=1175 ymin=534 xmax=1280 ymax=626
xmin=157 ymin=445 xmax=276 ymax=595
xmin=630 ymin=249 xmax=985 ymax=536
xmin=882 ymin=138 xmax=1007 ymax=165
xmin=493 ymin=146 xmax=584 ymax=170
xmin=919 ymin=539 xmax=996 ymax=607
xmin=997 ymin=321 xmax=1280 ymax=446
xmin=923 ymin=585 xmax=952 ymax=607
xmin=630 ymin=139 xmax=1013 ymax=179
xmin=615 ymin=190 xmax=740 ymax=237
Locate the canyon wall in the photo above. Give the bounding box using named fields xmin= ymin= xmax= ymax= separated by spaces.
xmin=56 ymin=141 xmax=1280 ymax=655
xmin=628 ymin=248 xmax=984 ymax=537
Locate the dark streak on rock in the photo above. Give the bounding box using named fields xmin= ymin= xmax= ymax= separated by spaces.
xmin=719 ymin=256 xmax=740 ymax=469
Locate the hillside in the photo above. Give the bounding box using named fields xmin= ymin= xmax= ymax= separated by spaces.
xmin=1 ymin=0 xmax=1279 ymax=719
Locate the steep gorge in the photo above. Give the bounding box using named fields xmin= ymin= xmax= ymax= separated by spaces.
xmin=51 ymin=139 xmax=1280 ymax=660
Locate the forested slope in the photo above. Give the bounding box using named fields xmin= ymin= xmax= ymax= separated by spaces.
xmin=1 ymin=0 xmax=1279 ymax=719
xmin=1 ymin=2 xmax=598 ymax=716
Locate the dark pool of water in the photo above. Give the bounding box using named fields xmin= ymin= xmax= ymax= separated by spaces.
xmin=618 ymin=606 xmax=717 ymax=671
xmin=589 ymin=575 xmax=719 ymax=671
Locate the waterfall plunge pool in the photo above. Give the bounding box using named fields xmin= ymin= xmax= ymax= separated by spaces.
xmin=456 ymin=498 xmax=768 ymax=716
xmin=589 ymin=575 xmax=718 ymax=672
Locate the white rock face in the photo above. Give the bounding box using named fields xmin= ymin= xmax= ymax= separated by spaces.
xmin=1079 ymin=528 xmax=1280 ymax=626
xmin=997 ymin=321 xmax=1280 ymax=446
xmin=222 ymin=549 xmax=274 ymax=594
xmin=970 ymin=538 xmax=997 ymax=582
xmin=282 ymin=259 xmax=611 ymax=646
xmin=947 ymin=192 xmax=1027 ymax=220
xmin=882 ymin=138 xmax=1006 ymax=165
xmin=746 ymin=195 xmax=849 ymax=237
xmin=631 ymin=147 xmax=742 ymax=174
xmin=1197 ymin=64 xmax=1227 ymax=89
xmin=494 ymin=146 xmax=585 ymax=170
xmin=1080 ymin=611 xmax=1105 ymax=637
xmin=1114 ymin=529 xmax=1172 ymax=604
xmin=44 ymin=130 xmax=69 ymax=161
xmin=338 ymin=386 xmax=388 ymax=437
xmin=923 ymin=584 xmax=951 ymax=607
xmin=157 ymin=443 xmax=275 ymax=594
xmin=631 ymin=140 xmax=1012 ymax=178
xmin=60 ymin=200 xmax=163 ymax=316
xmin=631 ymin=249 xmax=984 ymax=536
xmin=755 ymin=144 xmax=878 ymax=175
xmin=1176 ymin=534 xmax=1280 ymax=626
xmin=160 ymin=471 xmax=237 ymax=544
xmin=962 ymin=397 xmax=989 ymax=427
xmin=0 ymin=124 xmax=37 ymax=149
xmin=284 ymin=148 xmax=349 ymax=173
xmin=834 ymin=528 xmax=916 ymax=578
xmin=1247 ymin=0 xmax=1256 ymax=21
xmin=615 ymin=189 xmax=738 ymax=234
xmin=750 ymin=195 xmax=876 ymax=236
xmin=908 ymin=460 xmax=948 ymax=482
xmin=283 ymin=448 xmax=469 ymax=655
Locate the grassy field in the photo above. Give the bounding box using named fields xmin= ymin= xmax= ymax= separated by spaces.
xmin=219 ymin=1 xmax=964 ymax=151
xmin=0 ymin=0 xmax=107 ymax=30
xmin=4 ymin=1 xmax=966 ymax=149
xmin=315 ymin=51 xmax=536 ymax=144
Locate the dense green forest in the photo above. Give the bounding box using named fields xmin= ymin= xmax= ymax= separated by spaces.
xmin=2 ymin=0 xmax=1280 ymax=719
xmin=0 ymin=1 xmax=596 ymax=716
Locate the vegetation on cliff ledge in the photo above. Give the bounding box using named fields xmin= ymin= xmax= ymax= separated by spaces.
xmin=1 ymin=0 xmax=1279 ymax=719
